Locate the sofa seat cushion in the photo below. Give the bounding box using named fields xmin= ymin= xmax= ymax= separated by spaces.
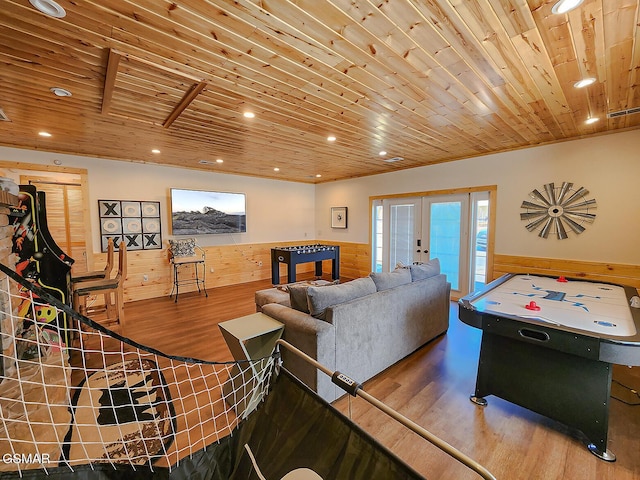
xmin=307 ymin=277 xmax=376 ymax=321
xmin=255 ymin=288 xmax=291 ymax=311
xmin=369 ymin=267 xmax=412 ymax=291
xmin=409 ymin=258 xmax=441 ymax=281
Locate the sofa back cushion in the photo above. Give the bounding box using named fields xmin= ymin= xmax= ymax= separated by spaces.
xmin=369 ymin=267 xmax=412 ymax=291
xmin=409 ymin=258 xmax=441 ymax=281
xmin=307 ymin=277 xmax=376 ymax=321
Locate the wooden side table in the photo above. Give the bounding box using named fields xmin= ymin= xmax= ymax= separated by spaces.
xmin=219 ymin=313 xmax=284 ymax=418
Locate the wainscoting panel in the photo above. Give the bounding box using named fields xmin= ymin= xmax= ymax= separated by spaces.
xmin=89 ymin=241 xmax=372 ymax=303
xmin=493 ymin=254 xmax=640 ymax=290
xmin=103 ymin=247 xmax=638 ymax=304
xmin=327 ymin=241 xmax=371 ymax=280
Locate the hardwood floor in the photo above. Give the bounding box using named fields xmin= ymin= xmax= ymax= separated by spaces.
xmin=109 ymin=278 xmax=640 ymax=480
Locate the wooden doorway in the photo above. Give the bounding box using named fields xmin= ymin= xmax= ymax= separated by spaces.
xmin=21 ymin=175 xmax=89 ymax=275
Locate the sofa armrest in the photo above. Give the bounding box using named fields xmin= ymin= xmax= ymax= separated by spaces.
xmin=261 ymin=304 xmax=335 ymax=362
xmin=261 ymin=303 xmax=337 ymax=401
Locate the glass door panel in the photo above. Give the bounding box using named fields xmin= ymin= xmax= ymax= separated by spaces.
xmin=389 ymin=200 xmax=420 ymax=268
xmin=372 ymin=202 xmax=384 ymax=272
xmin=470 ymin=192 xmax=489 ymax=292
xmin=423 ymin=195 xmax=469 ymax=296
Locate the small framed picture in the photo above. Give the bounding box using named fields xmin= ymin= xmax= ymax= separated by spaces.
xmin=331 ymin=207 xmax=348 ymax=229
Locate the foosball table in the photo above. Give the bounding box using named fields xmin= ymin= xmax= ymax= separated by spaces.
xmin=270 ymin=244 xmax=340 ymax=284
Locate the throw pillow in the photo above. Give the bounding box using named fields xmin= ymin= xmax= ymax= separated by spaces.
xmin=307 ymin=277 xmax=376 ymax=321
xmin=288 ymin=284 xmax=311 ymax=313
xmin=277 ymin=278 xmax=336 ymax=293
xmin=168 ymin=238 xmax=196 ymax=257
xmin=409 ymin=258 xmax=441 ymax=281
xmin=286 ymin=280 xmax=339 ymax=313
xmin=369 ymin=267 xmax=412 ymax=291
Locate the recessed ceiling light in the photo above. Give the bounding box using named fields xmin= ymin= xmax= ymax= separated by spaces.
xmin=29 ymin=0 xmax=66 ymax=18
xmin=327 ymin=136 xmax=336 ymax=142
xmin=151 ymin=149 xmax=161 ymax=154
xmin=50 ymin=87 xmax=72 ymax=97
xmin=216 ymin=159 xmax=224 ymax=163
xmin=585 ymin=117 xmax=599 ymax=125
xmin=551 ymin=0 xmax=584 ymax=15
xmin=38 ymin=131 xmax=52 ymax=137
xmin=379 ymin=151 xmax=387 ymax=156
xmin=316 ymin=174 xmax=322 ymax=178
xmin=574 ymin=78 xmax=596 ymax=88
xmin=274 ymin=167 xmax=280 ymax=172
xmin=243 ymin=111 xmax=255 ymax=118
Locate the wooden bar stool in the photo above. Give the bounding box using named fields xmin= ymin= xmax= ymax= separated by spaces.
xmin=71 ymin=237 xmax=114 ymax=285
xmin=73 ymin=241 xmax=127 ymax=328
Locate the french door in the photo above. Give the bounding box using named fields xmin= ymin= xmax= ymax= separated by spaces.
xmin=373 ymin=193 xmax=483 ymax=298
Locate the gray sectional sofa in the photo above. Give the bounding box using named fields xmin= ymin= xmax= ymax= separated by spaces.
xmin=259 ymin=259 xmax=451 ymax=402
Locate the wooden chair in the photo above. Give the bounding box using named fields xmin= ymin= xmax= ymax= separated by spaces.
xmin=71 ymin=238 xmax=114 ymax=284
xmin=73 ymin=241 xmax=127 ymax=327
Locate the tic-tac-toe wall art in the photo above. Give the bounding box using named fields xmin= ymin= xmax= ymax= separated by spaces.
xmin=99 ymin=200 xmax=162 ymax=252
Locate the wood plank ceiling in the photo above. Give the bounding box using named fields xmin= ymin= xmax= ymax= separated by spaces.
xmin=1 ymin=0 xmax=639 ymax=183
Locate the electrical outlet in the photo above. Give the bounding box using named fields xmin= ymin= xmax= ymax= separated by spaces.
xmin=258 ymin=261 xmax=263 ymax=267
xmin=143 ymin=274 xmax=148 ymax=282
xmin=210 ymin=267 xmax=214 ymax=273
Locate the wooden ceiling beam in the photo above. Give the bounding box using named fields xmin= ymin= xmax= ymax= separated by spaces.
xmin=101 ymin=49 xmax=121 ymax=115
xmin=163 ymin=81 xmax=208 ymax=128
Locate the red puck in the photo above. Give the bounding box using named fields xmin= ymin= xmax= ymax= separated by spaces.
xmin=525 ymin=301 xmax=541 ymax=311
xmin=557 ymin=276 xmax=568 ymax=283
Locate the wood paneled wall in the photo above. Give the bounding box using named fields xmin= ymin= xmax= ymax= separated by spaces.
xmin=331 ymin=241 xmax=372 ymax=280
xmin=99 ymin=241 xmax=373 ymax=303
xmin=98 ymin=243 xmax=640 ymax=303
xmin=493 ymin=254 xmax=640 ymax=290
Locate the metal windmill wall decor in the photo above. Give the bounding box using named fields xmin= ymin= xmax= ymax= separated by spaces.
xmin=520 ymin=182 xmax=597 ymax=239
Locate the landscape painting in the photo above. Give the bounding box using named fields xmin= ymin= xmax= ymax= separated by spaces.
xmin=170 ymin=188 xmax=247 ymax=235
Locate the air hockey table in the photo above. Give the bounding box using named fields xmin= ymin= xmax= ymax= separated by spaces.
xmin=458 ymin=273 xmax=640 ymax=461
